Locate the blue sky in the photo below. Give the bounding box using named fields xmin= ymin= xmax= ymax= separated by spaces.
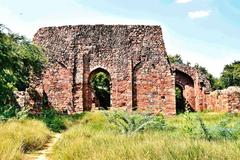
xmin=0 ymin=0 xmax=239 ymax=77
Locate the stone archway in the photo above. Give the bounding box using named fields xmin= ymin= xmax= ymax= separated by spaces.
xmin=86 ymin=68 xmax=111 ymax=111
xmin=175 ymin=70 xmax=195 ymax=112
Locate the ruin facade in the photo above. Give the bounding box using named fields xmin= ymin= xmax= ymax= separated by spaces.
xmin=29 ymin=24 xmax=239 ymax=115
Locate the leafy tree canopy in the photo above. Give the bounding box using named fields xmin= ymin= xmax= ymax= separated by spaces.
xmin=194 ymin=63 xmax=223 ymax=90
xmin=168 ymin=54 xmax=183 ymax=64
xmin=0 ymin=24 xmax=46 ymax=105
xmin=220 ymin=61 xmax=240 ymax=88
xmin=91 ymin=72 xmax=110 ymax=109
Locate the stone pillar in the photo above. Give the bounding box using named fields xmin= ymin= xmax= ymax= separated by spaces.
xmin=82 ymin=53 xmax=91 ymax=111
xmin=111 ymin=60 xmax=133 ymax=111
xmin=72 ymin=52 xmax=85 ymax=112
xmin=194 ymin=71 xmax=203 ymax=111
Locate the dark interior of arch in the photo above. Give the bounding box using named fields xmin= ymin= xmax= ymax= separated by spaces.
xmin=175 ymin=70 xmax=194 ymax=88
xmin=175 ymin=70 xmax=195 ymax=114
xmin=175 ymin=84 xmax=186 ymax=114
xmin=89 ymin=68 xmax=111 ymax=110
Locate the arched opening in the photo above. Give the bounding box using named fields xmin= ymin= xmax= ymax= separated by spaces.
xmin=175 ymin=70 xmax=195 ymax=114
xmin=88 ymin=68 xmax=111 ymax=110
xmin=175 ymin=84 xmax=186 ymax=114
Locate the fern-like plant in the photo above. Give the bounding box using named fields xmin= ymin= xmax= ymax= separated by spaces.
xmin=105 ymin=111 xmax=165 ymax=134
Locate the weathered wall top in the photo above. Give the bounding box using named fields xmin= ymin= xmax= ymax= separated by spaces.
xmin=171 ymin=63 xmax=211 ymax=92
xmin=211 ymin=86 xmax=240 ymax=95
xmin=33 ymin=24 xmax=168 ymax=68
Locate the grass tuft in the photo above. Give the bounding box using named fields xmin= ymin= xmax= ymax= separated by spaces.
xmin=0 ymin=119 xmax=51 ymax=160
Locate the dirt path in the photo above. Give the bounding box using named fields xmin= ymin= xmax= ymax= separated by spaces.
xmin=25 ymin=133 xmax=61 ymax=160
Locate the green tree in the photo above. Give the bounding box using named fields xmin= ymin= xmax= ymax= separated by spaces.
xmin=194 ymin=63 xmax=223 ymax=90
xmin=168 ymin=53 xmax=221 ymax=90
xmin=0 ymin=24 xmax=45 ymax=106
xmin=91 ymin=72 xmax=110 ymax=109
xmin=220 ymin=61 xmax=240 ymax=88
xmin=168 ymin=54 xmax=183 ymax=64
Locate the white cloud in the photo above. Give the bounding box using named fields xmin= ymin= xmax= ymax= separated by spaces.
xmin=188 ymin=10 xmax=211 ymax=19
xmin=176 ymin=0 xmax=192 ymax=4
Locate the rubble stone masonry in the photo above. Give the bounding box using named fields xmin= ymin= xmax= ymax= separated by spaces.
xmin=23 ymin=24 xmax=239 ymax=115
xmin=33 ymin=25 xmax=175 ymax=115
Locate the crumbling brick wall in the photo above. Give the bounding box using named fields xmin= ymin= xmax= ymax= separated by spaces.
xmin=171 ymin=64 xmax=211 ymax=111
xmin=33 ymin=25 xmax=175 ymax=115
xmin=206 ymin=87 xmax=240 ymax=112
xmin=30 ymin=24 xmax=239 ymax=115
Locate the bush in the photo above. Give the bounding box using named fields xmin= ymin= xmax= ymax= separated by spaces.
xmin=197 ymin=116 xmax=212 ymax=141
xmin=0 ymin=105 xmax=19 ymax=121
xmin=35 ymin=108 xmax=66 ymax=132
xmin=32 ymin=108 xmax=86 ymax=132
xmin=179 ymin=113 xmax=240 ymax=141
xmin=0 ymin=105 xmax=29 ymax=121
xmin=210 ymin=118 xmax=239 ymax=140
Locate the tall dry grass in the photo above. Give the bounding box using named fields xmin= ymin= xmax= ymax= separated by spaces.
xmin=0 ymin=119 xmax=51 ymax=160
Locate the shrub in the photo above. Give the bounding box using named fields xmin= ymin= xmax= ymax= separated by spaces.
xmin=210 ymin=118 xmax=239 ymax=140
xmin=197 ymin=116 xmax=212 ymax=141
xmin=180 ymin=113 xmax=240 ymax=141
xmin=181 ymin=112 xmax=199 ymax=137
xmin=0 ymin=105 xmax=29 ymax=121
xmin=35 ymin=108 xmax=66 ymax=132
xmin=32 ymin=108 xmax=85 ymax=132
xmin=146 ymin=114 xmax=166 ymax=131
xmin=0 ymin=105 xmax=19 ymax=121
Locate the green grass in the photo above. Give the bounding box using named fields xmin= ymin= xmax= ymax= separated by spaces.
xmin=1 ymin=110 xmax=238 ymax=160
xmin=30 ymin=108 xmax=85 ymax=132
xmin=51 ymin=111 xmax=240 ymax=160
xmin=0 ymin=119 xmax=51 ymax=160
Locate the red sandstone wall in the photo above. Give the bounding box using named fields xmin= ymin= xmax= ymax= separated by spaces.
xmin=33 ymin=25 xmax=175 ymax=115
xmin=20 ymin=24 xmax=239 ymax=115
xmin=206 ymin=87 xmax=240 ymax=112
xmin=172 ymin=64 xmax=211 ymax=112
xmin=134 ymin=62 xmax=175 ymax=114
xmin=42 ymin=64 xmax=73 ymax=113
xmin=183 ymin=86 xmax=195 ymax=110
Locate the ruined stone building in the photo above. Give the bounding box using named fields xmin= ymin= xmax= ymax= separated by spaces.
xmin=29 ymin=25 xmax=239 ymax=115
